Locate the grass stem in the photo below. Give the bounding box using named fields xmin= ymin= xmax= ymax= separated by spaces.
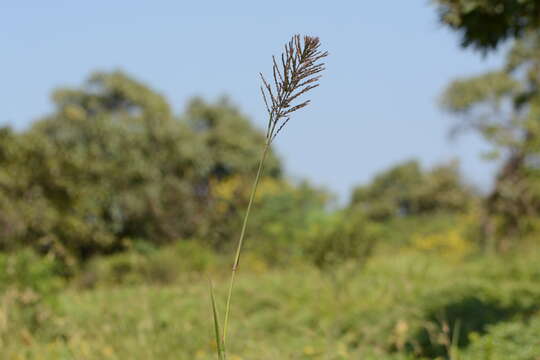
xmin=222 ymin=141 xmax=270 ymax=346
xmin=209 ymin=35 xmax=326 ymax=359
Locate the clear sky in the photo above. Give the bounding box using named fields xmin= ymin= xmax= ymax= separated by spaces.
xmin=1 ymin=1 xmax=504 ymax=201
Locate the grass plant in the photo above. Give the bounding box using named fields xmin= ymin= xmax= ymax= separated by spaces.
xmin=210 ymin=34 xmax=328 ymax=359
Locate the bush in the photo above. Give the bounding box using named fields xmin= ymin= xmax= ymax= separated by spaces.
xmin=461 ymin=315 xmax=540 ymax=360
xmin=77 ymin=240 xmax=220 ymax=288
xmin=0 ymin=249 xmax=65 ymax=338
xmin=301 ymin=210 xmax=381 ymax=268
xmin=0 ymin=249 xmax=65 ymax=296
xmin=410 ymin=213 xmax=479 ymax=261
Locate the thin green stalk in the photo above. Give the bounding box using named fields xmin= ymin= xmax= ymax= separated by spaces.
xmin=222 ymin=140 xmax=271 ymax=346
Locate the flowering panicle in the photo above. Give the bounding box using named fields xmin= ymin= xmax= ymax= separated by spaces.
xmin=260 ymin=35 xmax=328 ymax=142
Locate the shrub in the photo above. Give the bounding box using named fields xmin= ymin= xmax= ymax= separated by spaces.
xmin=302 ymin=210 xmax=381 ymax=268
xmin=0 ymin=249 xmax=65 ymax=338
xmin=461 ymin=315 xmax=540 ymax=360
xmin=0 ymin=249 xmax=65 ymax=296
xmin=77 ymin=240 xmax=219 ymax=288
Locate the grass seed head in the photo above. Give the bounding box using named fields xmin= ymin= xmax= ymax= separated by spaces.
xmin=260 ymin=34 xmax=328 ymax=142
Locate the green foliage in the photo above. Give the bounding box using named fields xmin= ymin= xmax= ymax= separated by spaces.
xmin=0 ymin=249 xmax=64 ymax=296
xmin=210 ymin=280 xmax=225 ymax=360
xmin=184 ymin=97 xmax=281 ymax=179
xmin=0 ymin=249 xmax=65 ymax=341
xmin=435 ymin=0 xmax=540 ymax=51
xmin=2 ymin=251 xmax=540 ymax=359
xmin=77 ymin=241 xmax=219 ymax=288
xmin=1 ymin=71 xmax=202 ymax=259
xmin=349 ymin=160 xmax=474 ymax=221
xmin=440 ymin=70 xmax=525 ymax=150
xmin=441 ymin=33 xmax=540 ymax=250
xmin=246 ymin=181 xmax=332 ymax=265
xmin=435 ymin=0 xmax=540 ymax=251
xmin=441 ymin=71 xmax=520 ymax=116
xmin=461 ymin=316 xmax=540 ymax=359
xmin=301 ymin=209 xmax=381 ymax=268
xmin=0 ymin=71 xmax=286 ymax=262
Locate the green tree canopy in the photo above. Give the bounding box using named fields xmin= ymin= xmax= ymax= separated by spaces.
xmin=183 ymin=97 xmax=281 ymax=179
xmin=349 ymin=160 xmax=474 ymax=221
xmin=435 ymin=0 xmax=540 ymax=51
xmin=441 ymin=33 xmax=540 ymax=250
xmin=0 ymin=71 xmax=284 ymax=262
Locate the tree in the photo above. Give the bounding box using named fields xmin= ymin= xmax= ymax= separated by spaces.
xmin=442 ymin=33 xmax=540 ymax=250
xmin=435 ymin=0 xmax=540 ymax=51
xmin=434 ymin=0 xmax=540 ymax=250
xmin=181 ymin=96 xmax=284 ymax=248
xmin=349 ymin=160 xmax=473 ymax=222
xmin=183 ymin=97 xmax=281 ymax=180
xmin=0 ymin=71 xmax=284 ymax=261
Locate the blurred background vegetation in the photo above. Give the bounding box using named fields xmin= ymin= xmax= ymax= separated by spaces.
xmin=3 ymin=1 xmax=540 ymax=359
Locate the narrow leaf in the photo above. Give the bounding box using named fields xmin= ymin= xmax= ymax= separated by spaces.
xmin=209 ymin=281 xmax=225 ymax=360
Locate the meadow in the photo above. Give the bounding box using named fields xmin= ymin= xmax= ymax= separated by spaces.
xmin=2 ymin=240 xmax=540 ymax=360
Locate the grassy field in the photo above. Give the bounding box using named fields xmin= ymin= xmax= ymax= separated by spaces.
xmin=2 ymin=250 xmax=540 ymax=360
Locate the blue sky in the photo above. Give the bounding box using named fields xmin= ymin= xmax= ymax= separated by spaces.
xmin=1 ymin=1 xmax=504 ymax=201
